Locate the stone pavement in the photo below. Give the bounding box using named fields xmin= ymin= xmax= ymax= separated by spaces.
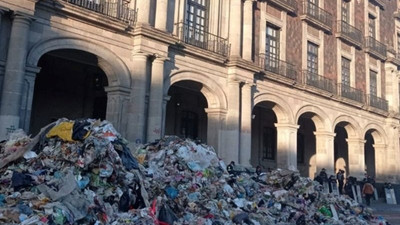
xmin=370 ymin=198 xmax=400 ymax=225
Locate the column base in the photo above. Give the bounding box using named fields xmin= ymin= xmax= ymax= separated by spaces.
xmin=0 ymin=115 xmax=20 ymax=140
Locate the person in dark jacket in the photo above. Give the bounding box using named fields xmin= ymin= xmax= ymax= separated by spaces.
xmin=227 ymin=161 xmax=235 ymax=175
xmin=336 ymin=169 xmax=345 ymax=194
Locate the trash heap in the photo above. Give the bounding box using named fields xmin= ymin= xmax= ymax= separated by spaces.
xmin=0 ymin=119 xmax=388 ymax=225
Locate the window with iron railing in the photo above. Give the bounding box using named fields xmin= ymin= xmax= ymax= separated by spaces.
xmin=339 ymin=83 xmax=364 ymax=103
xmin=369 ymin=70 xmax=377 ymax=97
xmin=341 ymin=57 xmax=351 ymax=86
xmin=266 ymin=24 xmax=280 ymax=71
xmin=342 ymin=0 xmax=349 ymax=23
xmin=307 ymin=42 xmax=318 ymax=76
xmin=61 ymin=0 xmax=136 ymax=25
xmin=185 ymin=0 xmax=209 ymax=43
xmin=368 ymin=14 xmax=376 ymax=38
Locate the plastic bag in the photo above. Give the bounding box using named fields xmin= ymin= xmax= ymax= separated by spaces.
xmin=158 ymin=205 xmax=178 ymax=225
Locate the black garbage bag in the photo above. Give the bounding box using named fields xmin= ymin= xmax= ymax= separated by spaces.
xmin=296 ymin=215 xmax=306 ymax=225
xmin=232 ymin=213 xmax=254 ymax=225
xmin=11 ymin=171 xmax=33 ymax=191
xmin=158 ymin=205 xmax=178 ymax=225
xmin=113 ymin=140 xmax=139 ymax=170
xmin=119 ymin=191 xmax=131 ymax=212
xmin=72 ymin=119 xmax=91 ymax=141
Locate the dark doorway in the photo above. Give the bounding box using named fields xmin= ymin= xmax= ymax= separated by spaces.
xmin=30 ymin=49 xmax=108 ymax=135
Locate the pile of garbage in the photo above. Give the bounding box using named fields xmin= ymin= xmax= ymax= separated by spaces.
xmin=0 ymin=119 xmax=388 ymax=225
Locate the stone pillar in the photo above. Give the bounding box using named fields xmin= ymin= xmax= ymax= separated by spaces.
xmin=20 ymin=66 xmax=40 ymax=132
xmin=373 ymin=143 xmax=387 ymax=182
xmin=384 ymin=64 xmax=398 ymax=112
xmin=155 ymin=0 xmax=168 ymax=31
xmin=314 ymin=131 xmax=335 ymax=175
xmin=240 ymin=82 xmax=253 ymax=166
xmin=136 ymin=0 xmax=151 ymax=25
xmin=275 ymin=123 xmax=299 ymax=170
xmin=205 ymin=108 xmax=226 ymax=155
xmin=220 ymin=77 xmax=241 ymax=163
xmin=242 ymin=0 xmax=254 ymax=61
xmin=0 ymin=14 xmax=32 ymax=140
xmin=105 ymin=86 xmax=131 ymax=135
xmin=347 ymin=138 xmax=366 ymax=180
xmin=229 ymin=0 xmax=242 ymax=56
xmin=147 ymin=56 xmax=167 ymax=141
xmin=161 ymin=95 xmax=170 ymax=137
xmin=126 ymin=53 xmax=149 ymax=144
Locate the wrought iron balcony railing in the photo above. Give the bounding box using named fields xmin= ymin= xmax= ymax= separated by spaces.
xmin=260 ymin=57 xmax=298 ymax=81
xmin=302 ymin=70 xmax=336 ymax=94
xmin=336 ymin=20 xmax=362 ymax=48
xmin=365 ymin=36 xmax=387 ymax=60
xmin=268 ymin=0 xmax=298 ymax=14
xmin=339 ymin=83 xmax=365 ymax=103
xmin=367 ymin=94 xmax=388 ymax=111
xmin=62 ymin=0 xmax=136 ymax=25
xmin=177 ymin=22 xmax=230 ymax=57
xmin=301 ymin=1 xmax=332 ymax=32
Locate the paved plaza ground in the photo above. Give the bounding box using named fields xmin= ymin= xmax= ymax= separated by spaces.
xmin=371 ymin=199 xmax=400 ymax=225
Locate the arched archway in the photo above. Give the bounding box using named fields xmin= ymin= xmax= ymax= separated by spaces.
xmin=26 ymin=37 xmax=131 ymax=134
xmin=164 ymin=70 xmax=227 ymax=151
xmin=251 ymin=93 xmax=294 ymax=170
xmin=363 ymin=123 xmax=387 ymax=181
xmin=333 ymin=115 xmax=363 ymax=178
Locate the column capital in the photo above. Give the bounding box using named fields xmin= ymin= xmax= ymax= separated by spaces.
xmin=163 ymin=95 xmax=171 ymax=102
xmin=243 ymin=0 xmax=256 ymax=3
xmin=313 ymin=131 xmax=336 ymax=137
xmin=132 ymin=50 xmax=153 ymax=58
xmin=346 ymin=138 xmax=366 ymax=144
xmin=242 ymin=81 xmax=255 ymax=88
xmin=104 ymin=85 xmax=131 ymax=95
xmin=12 ymin=12 xmax=35 ymax=24
xmin=274 ymin=123 xmax=299 ymax=129
xmin=152 ymin=54 xmax=170 ymax=63
xmin=205 ymin=108 xmax=227 ymax=115
xmin=372 ymin=143 xmax=386 ymax=149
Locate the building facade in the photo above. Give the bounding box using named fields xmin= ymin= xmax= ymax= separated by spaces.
xmin=1 ymin=0 xmax=400 ymax=182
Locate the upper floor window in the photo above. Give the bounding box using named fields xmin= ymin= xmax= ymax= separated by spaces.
xmin=185 ymin=0 xmax=209 ymax=41
xmin=266 ymin=24 xmax=280 ymax=69
xmin=368 ymin=14 xmax=376 ymax=38
xmin=307 ymin=42 xmax=318 ymax=75
xmin=308 ymin=0 xmax=319 ymax=16
xmin=342 ymin=1 xmax=350 ymax=23
xmin=370 ymin=70 xmax=377 ymax=96
xmin=397 ymin=33 xmax=400 ymax=53
xmin=341 ymin=57 xmax=351 ymax=86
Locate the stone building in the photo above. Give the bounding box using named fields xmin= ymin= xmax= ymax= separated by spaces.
xmin=1 ymin=0 xmax=400 ymax=182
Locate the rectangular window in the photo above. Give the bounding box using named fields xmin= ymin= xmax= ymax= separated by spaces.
xmin=370 ymin=70 xmax=377 ymax=96
xmin=341 ymin=1 xmax=349 ymax=23
xmin=397 ymin=33 xmax=400 ymax=54
xmin=341 ymin=57 xmax=351 ymax=86
xmin=265 ymin=24 xmax=280 ymax=71
xmin=263 ymin=127 xmax=276 ymax=160
xmin=368 ymin=14 xmax=376 ymax=38
xmin=307 ymin=0 xmax=319 ymax=16
xmin=185 ymin=0 xmax=209 ymax=42
xmin=307 ymin=42 xmax=318 ymax=75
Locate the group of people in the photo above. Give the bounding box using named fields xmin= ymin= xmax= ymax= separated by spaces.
xmin=314 ymin=168 xmax=376 ymax=206
xmin=228 ymin=162 xmax=377 ymax=207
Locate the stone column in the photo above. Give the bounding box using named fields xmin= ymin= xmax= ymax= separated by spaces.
xmin=347 ymin=138 xmax=366 ymax=180
xmin=136 ymin=0 xmax=151 ymax=26
xmin=229 ymin=0 xmax=242 ymax=56
xmin=126 ymin=52 xmax=149 ymax=144
xmin=242 ymin=0 xmax=254 ymax=61
xmin=275 ymin=123 xmax=299 ymax=170
xmin=161 ymin=95 xmax=170 ymax=137
xmin=105 ymin=86 xmax=131 ymax=135
xmin=384 ymin=64 xmax=398 ymax=112
xmin=20 ymin=66 xmax=40 ymax=132
xmin=155 ymin=0 xmax=168 ymax=31
xmin=314 ymin=131 xmax=336 ymax=175
xmin=240 ymin=82 xmax=253 ymax=166
xmin=220 ymin=77 xmax=241 ymax=163
xmin=205 ymin=108 xmax=226 ymax=155
xmin=147 ymin=56 xmax=167 ymax=141
xmin=0 ymin=14 xmax=32 ymax=140
xmin=373 ymin=143 xmax=387 ymax=182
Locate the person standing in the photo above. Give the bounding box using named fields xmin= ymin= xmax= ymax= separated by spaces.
xmin=362 ymin=180 xmax=375 ymax=206
xmin=336 ymin=169 xmax=345 ymax=194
